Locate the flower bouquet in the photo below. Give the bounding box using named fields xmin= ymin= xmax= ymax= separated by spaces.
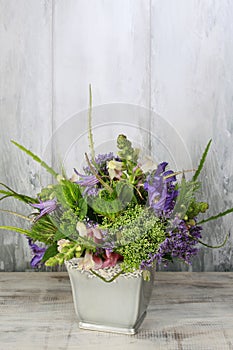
xmin=1 ymin=91 xmax=233 ymax=333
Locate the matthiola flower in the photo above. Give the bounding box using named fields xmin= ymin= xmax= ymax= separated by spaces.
xmin=27 ymin=238 xmax=46 ymax=268
xmin=31 ymin=199 xmax=57 ymax=221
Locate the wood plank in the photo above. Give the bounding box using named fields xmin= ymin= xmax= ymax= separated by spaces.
xmin=150 ymin=0 xmax=233 ymax=272
xmin=0 ymin=272 xmax=233 ymax=349
xmin=52 ymin=0 xmax=151 ymax=176
xmin=0 ymin=1 xmax=53 ymax=271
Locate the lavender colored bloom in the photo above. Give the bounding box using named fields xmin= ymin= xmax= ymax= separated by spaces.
xmin=83 ymin=152 xmax=114 ymax=175
xmin=31 ymin=199 xmax=57 ymax=221
xmin=27 ymin=238 xmax=46 ymax=268
xmin=141 ymin=218 xmax=203 ymax=269
xmin=73 ymin=168 xmax=99 ymax=197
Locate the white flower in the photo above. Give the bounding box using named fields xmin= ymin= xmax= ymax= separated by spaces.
xmin=76 ymin=222 xmax=87 ymax=237
xmin=107 ymin=160 xmax=123 ymax=180
xmin=57 ymin=239 xmax=71 ymax=253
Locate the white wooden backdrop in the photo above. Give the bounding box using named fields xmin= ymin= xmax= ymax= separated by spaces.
xmin=0 ymin=0 xmax=233 ymax=271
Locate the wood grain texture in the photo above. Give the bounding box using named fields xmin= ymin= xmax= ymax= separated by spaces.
xmin=0 ymin=0 xmax=53 ymax=271
xmin=151 ymin=0 xmax=233 ymax=272
xmin=0 ymin=272 xmax=233 ymax=349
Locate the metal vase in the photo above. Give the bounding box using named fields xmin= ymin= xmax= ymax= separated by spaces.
xmin=65 ymin=262 xmax=154 ymax=335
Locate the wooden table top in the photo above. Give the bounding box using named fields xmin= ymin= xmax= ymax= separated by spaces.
xmin=0 ymin=272 xmax=233 ymax=350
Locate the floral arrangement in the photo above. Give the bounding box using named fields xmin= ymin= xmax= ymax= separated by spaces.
xmin=1 ymin=95 xmax=233 ymax=281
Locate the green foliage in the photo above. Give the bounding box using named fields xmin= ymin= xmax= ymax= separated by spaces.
xmin=58 ymin=208 xmax=79 ymax=239
xmin=117 ymin=134 xmax=139 ymax=163
xmin=0 ymin=182 xmax=37 ymax=204
xmin=192 ymin=139 xmax=212 ymax=182
xmin=102 ymin=205 xmax=166 ymax=272
xmin=41 ymin=243 xmax=58 ymax=263
xmin=0 ymin=225 xmax=31 ymax=236
xmin=197 ymin=207 xmax=233 ymax=225
xmin=11 ymin=140 xmax=58 ymax=178
xmin=45 ymin=242 xmax=83 ymax=266
xmin=30 ymin=215 xmax=58 ymax=245
xmin=88 ymin=182 xmax=135 ymax=220
xmin=185 ymin=199 xmax=209 ymax=220
xmin=88 ymin=84 xmax=95 ymax=162
xmin=173 ymin=178 xmax=200 ymax=219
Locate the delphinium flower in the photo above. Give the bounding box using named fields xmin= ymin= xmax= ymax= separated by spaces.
xmin=27 ymin=238 xmax=46 ymax=268
xmin=144 ymin=162 xmax=178 ymax=217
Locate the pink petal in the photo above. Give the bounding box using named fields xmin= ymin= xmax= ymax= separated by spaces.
xmin=93 ymin=255 xmax=103 ymax=269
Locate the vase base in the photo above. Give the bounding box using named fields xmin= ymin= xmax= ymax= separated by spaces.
xmin=78 ymin=311 xmax=146 ymax=335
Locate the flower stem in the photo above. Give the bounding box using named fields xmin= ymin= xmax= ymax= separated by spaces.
xmin=88 ymin=84 xmax=95 ymax=163
xmin=85 ymin=153 xmax=113 ymax=194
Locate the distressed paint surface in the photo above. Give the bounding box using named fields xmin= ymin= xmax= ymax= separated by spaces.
xmin=151 ymin=0 xmax=233 ymax=271
xmin=0 ymin=272 xmax=233 ymax=349
xmin=0 ymin=0 xmax=53 ymax=270
xmin=0 ymin=0 xmax=233 ymax=271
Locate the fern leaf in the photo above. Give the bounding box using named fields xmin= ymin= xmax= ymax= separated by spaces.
xmin=192 ymin=139 xmax=212 ymax=182
xmin=11 ymin=140 xmax=58 ymax=178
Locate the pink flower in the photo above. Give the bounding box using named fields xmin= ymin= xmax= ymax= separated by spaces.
xmin=102 ymin=250 xmax=122 ymax=268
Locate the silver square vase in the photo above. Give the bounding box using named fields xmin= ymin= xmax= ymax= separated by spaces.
xmin=65 ymin=261 xmax=154 ymax=335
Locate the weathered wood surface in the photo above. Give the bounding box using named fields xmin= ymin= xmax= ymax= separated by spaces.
xmin=1 ymin=272 xmax=233 ymax=349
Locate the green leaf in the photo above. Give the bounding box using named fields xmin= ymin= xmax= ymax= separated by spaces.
xmin=0 ymin=209 xmax=32 ymax=221
xmin=11 ymin=140 xmax=58 ymax=178
xmin=197 ymin=207 xmax=233 ymax=225
xmin=30 ymin=215 xmax=58 ymax=244
xmin=0 ymin=182 xmax=37 ymax=204
xmin=173 ymin=179 xmax=199 ymax=219
xmin=192 ymin=139 xmax=212 ymax=182
xmin=41 ymin=243 xmax=58 ymax=263
xmin=0 ymin=225 xmax=31 ymax=235
xmin=197 ymin=233 xmax=229 ymax=249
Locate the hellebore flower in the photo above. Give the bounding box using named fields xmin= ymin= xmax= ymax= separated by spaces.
xmin=31 ymin=199 xmax=57 ymax=221
xmin=27 ymin=238 xmax=46 ymax=268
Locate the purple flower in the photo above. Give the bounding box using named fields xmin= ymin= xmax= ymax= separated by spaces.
xmin=31 ymin=199 xmax=57 ymax=221
xmin=73 ymin=169 xmax=99 ymax=196
xmin=141 ymin=218 xmax=203 ymax=269
xmin=144 ymin=162 xmax=178 ymax=215
xmin=27 ymin=238 xmax=46 ymax=268
xmin=83 ymin=152 xmax=114 ymax=175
